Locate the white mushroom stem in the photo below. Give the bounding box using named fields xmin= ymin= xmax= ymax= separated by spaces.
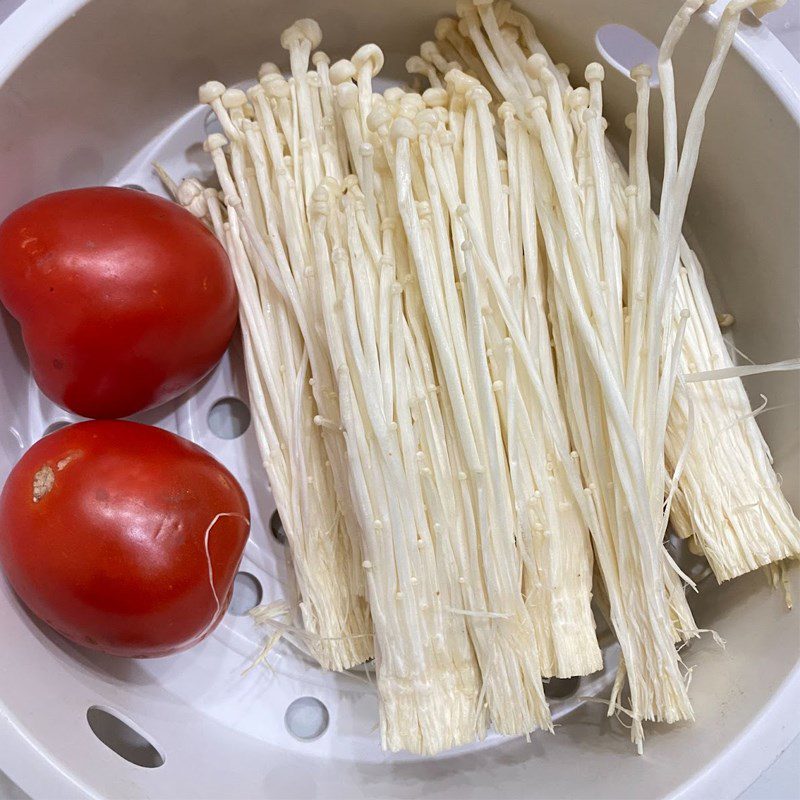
xmin=420 ymin=40 xmax=452 ymax=74
xmin=183 ymin=1 xmax=799 ymax=758
xmin=215 ymin=192 xmax=370 ymax=670
xmin=335 ymin=82 xmax=367 ymax=184
xmin=445 ymin=0 xmax=708 ymax=745
xmin=312 ymin=51 xmax=349 ymax=178
xmin=352 ymin=44 xmax=385 ymax=134
xmin=281 ymin=19 xmax=324 ymax=187
xmin=406 ymin=55 xmax=442 ymax=89
xmin=202 ymin=80 xmax=377 ymax=671
xmin=666 ymin=246 xmax=800 ymax=580
xmin=394 ymin=109 xmax=556 ymax=734
xmin=198 ymin=80 xmax=241 ymax=142
xmin=435 ymin=17 xmax=501 ymax=97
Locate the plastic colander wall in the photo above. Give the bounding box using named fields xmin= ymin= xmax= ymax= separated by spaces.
xmin=0 ymin=1 xmax=798 ymax=798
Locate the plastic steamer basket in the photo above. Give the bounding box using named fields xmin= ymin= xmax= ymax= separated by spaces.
xmin=0 ymin=1 xmax=798 ymax=798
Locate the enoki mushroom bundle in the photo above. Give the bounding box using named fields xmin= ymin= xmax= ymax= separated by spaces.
xmin=667 ymin=248 xmax=800 ymax=580
xmin=166 ymin=0 xmax=799 ymax=756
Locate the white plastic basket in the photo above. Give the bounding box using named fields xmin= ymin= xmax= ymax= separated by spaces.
xmin=0 ymin=1 xmax=798 ymax=797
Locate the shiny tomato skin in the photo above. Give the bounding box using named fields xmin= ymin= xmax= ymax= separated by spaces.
xmin=0 ymin=187 xmax=238 ymax=419
xmin=0 ymin=420 xmax=250 ymax=657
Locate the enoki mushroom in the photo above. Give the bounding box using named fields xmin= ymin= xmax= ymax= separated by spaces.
xmin=162 ymin=0 xmax=799 ymax=756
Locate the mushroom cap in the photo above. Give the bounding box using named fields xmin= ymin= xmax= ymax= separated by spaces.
xmin=403 ymin=92 xmax=425 ymax=109
xmin=568 ymin=86 xmax=590 ymax=109
xmin=415 ymin=108 xmax=439 ymax=133
xmin=455 ymin=0 xmax=474 ymax=18
xmin=176 ymin=178 xmax=207 ymax=217
xmin=419 ymin=41 xmax=443 ymax=64
xmin=624 ymin=112 xmax=637 ymax=130
xmin=329 ymin=59 xmax=356 ymax=85
xmin=405 ymin=55 xmax=431 ymax=76
xmin=312 ymin=184 xmax=330 ymax=203
xmin=342 ymin=174 xmax=360 ymax=192
xmin=525 ymin=53 xmax=547 ymax=79
xmin=526 ymin=95 xmax=547 ymax=114
xmin=390 ymin=116 xmax=418 ymax=143
xmin=176 ymin=177 xmax=202 ymax=199
xmin=495 ymin=0 xmax=512 ymax=23
xmin=384 ymin=86 xmax=406 ymax=105
xmin=310 ymin=185 xmax=331 ymax=216
xmin=246 ymin=84 xmax=265 ymax=101
xmin=352 ymin=43 xmax=384 ymax=76
xmin=258 ymin=62 xmax=281 ymax=78
xmin=500 ymin=25 xmax=519 ymax=44
xmin=321 ymin=176 xmax=341 ymax=195
xmin=366 ymin=105 xmax=392 ymax=133
xmin=422 ymin=87 xmax=449 ymax=108
xmin=540 ymin=67 xmax=559 ymax=89
xmin=311 ymin=51 xmax=331 ymax=67
xmin=198 ymin=80 xmax=226 ymax=104
xmin=336 ymin=82 xmax=359 ymax=110
xmin=434 ymin=17 xmax=459 ymax=40
xmin=203 ymin=132 xmax=229 ymax=152
xmin=630 ymin=63 xmax=652 ymax=81
xmin=261 ymin=76 xmax=291 ymax=99
xmin=505 ymin=8 xmax=531 ymax=32
xmin=436 ymin=129 xmax=455 ymax=148
xmin=497 ymin=101 xmax=516 ymax=121
xmin=466 ymin=85 xmax=492 ymax=105
xmin=280 ymin=19 xmax=323 ymax=51
xmin=717 ymin=312 xmax=736 ymax=327
xmin=444 ymin=68 xmax=479 ymax=95
xmin=585 ymin=62 xmax=605 ymax=83
xmin=222 ymin=88 xmax=248 ymax=109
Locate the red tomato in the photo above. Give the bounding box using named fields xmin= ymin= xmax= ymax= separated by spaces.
xmin=0 ymin=187 xmax=238 ymax=419
xmin=0 ymin=420 xmax=250 ymax=657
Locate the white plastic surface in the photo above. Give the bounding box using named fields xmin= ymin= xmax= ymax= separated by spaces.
xmin=0 ymin=1 xmax=798 ymax=799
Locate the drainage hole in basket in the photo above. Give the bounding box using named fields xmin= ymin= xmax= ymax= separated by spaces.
xmin=270 ymin=510 xmax=287 ymax=545
xmin=43 ymin=419 xmax=73 ymax=437
xmin=284 ymin=697 xmax=329 ymax=742
xmin=228 ymin=571 xmax=264 ymax=616
xmin=208 ymin=397 xmax=251 ymax=439
xmin=86 ymin=706 xmax=165 ymax=768
xmin=595 ymin=24 xmax=659 ymax=86
xmin=544 ymin=676 xmax=581 ymax=700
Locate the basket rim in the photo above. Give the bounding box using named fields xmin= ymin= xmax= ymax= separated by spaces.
xmin=0 ymin=2 xmax=797 ymax=799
